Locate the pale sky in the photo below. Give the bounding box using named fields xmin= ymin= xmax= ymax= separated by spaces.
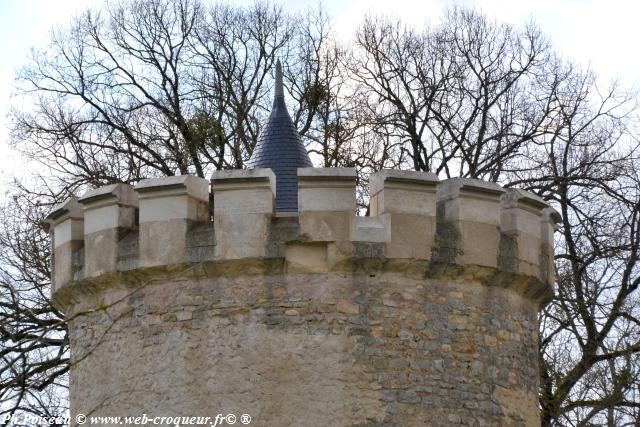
xmin=1 ymin=0 xmax=639 ymax=192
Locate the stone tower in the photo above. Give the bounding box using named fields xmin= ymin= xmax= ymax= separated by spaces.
xmin=45 ymin=63 xmax=559 ymax=426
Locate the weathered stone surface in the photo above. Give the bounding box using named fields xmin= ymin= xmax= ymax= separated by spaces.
xmin=350 ymin=215 xmax=390 ymax=243
xmin=369 ymin=170 xmax=438 ymax=260
xmin=65 ymin=268 xmax=542 ymax=426
xmin=369 ymin=169 xmax=438 ymax=216
xmin=43 ymin=197 xmax=84 ymax=291
xmin=435 ymin=178 xmax=505 ymax=268
xmin=79 ymin=184 xmax=138 ymax=277
xmin=212 ymin=168 xmax=275 ymax=259
xmin=45 ymin=169 xmax=560 ymax=427
xmin=298 ymin=167 xmax=356 ymax=212
xmin=136 ymin=176 xmax=210 ymax=267
xmin=499 ymin=189 xmax=547 ymax=278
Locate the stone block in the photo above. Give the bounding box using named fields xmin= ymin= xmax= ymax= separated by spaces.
xmin=369 ymin=169 xmax=438 ymax=216
xmin=436 ymin=178 xmax=505 ymax=267
xmin=297 ymin=168 xmax=356 ymax=250
xmin=369 ymin=170 xmax=438 ymax=259
xmin=212 ymin=168 xmax=275 ymax=214
xmin=285 ymin=243 xmax=328 ymax=273
xmin=350 ymin=215 xmax=390 ymax=243
xmin=298 ymin=167 xmax=356 ymax=212
xmin=499 ymin=189 xmax=547 ymax=277
xmin=135 ymin=176 xmax=210 ymax=267
xmin=212 ymin=168 xmax=275 ymax=259
xmin=79 ymin=184 xmax=138 ymax=277
xmin=43 ymin=197 xmax=84 ymax=293
xmin=385 ymin=214 xmax=435 ymax=259
xmin=299 ymin=211 xmax=351 ymax=243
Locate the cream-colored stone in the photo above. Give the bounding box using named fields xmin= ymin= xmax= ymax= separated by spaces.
xmin=500 ymin=189 xmax=548 ymax=276
xmin=350 ymin=215 xmax=390 ymax=242
xmin=79 ymin=183 xmax=138 ymax=233
xmin=285 ymin=243 xmax=328 ymax=273
xmin=52 ymin=240 xmax=83 ymax=292
xmin=298 ymin=167 xmax=356 ymax=212
xmin=494 ymin=386 xmax=539 ymax=427
xmin=136 ymin=176 xmax=209 ymax=223
xmin=211 ymin=169 xmax=275 ymax=260
xmin=43 ymin=197 xmax=85 ymax=293
xmin=79 ymin=184 xmax=139 ymax=277
xmin=46 ymin=172 xmax=558 ymax=427
xmin=299 ymin=211 xmax=351 ymax=242
xmin=214 ymin=213 xmax=270 ymax=259
xmin=82 ymin=204 xmax=135 ymax=235
xmin=212 ymin=168 xmax=275 ymax=215
xmin=53 ymin=218 xmax=84 ymax=247
xmin=384 ymin=214 xmax=435 ymax=259
xmin=84 ymin=230 xmax=120 ymax=277
xmin=369 ymin=169 xmax=438 ymax=215
xmin=138 ymin=196 xmax=208 ymax=223
xmin=437 ymin=179 xmax=505 ymax=267
xmin=214 ymin=188 xmax=274 ymax=214
xmin=136 ymin=175 xmax=209 ymax=201
xmin=540 ymin=207 xmax=561 ymax=285
xmin=134 ymin=177 xmax=210 ymax=267
xmin=43 ymin=197 xmax=83 ymax=231
xmin=139 ymin=220 xmax=189 ymax=267
xmin=458 ymin=221 xmax=500 ymax=267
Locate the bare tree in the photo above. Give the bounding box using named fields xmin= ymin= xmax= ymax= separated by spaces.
xmin=0 ymin=188 xmax=68 ymax=422
xmin=350 ymin=8 xmax=640 ymax=425
xmin=4 ymin=2 xmax=640 ymax=424
xmin=3 ymin=0 xmax=352 ymax=418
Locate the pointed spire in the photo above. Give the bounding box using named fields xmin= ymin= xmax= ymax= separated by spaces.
xmin=246 ymin=59 xmax=313 ymax=212
xmin=275 ymin=59 xmax=284 ymax=99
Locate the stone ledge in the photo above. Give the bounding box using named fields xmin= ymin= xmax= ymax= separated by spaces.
xmin=212 ymin=168 xmax=276 ymax=194
xmin=79 ymin=183 xmax=139 ymax=209
xmin=51 ymin=258 xmax=554 ymax=314
xmin=43 ymin=197 xmax=83 ymax=233
xmin=135 ymin=175 xmax=209 ymax=202
xmin=298 ymin=167 xmax=357 ymax=183
xmin=369 ymin=169 xmax=438 ymax=195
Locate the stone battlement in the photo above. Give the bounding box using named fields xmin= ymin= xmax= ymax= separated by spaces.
xmin=44 ymin=168 xmax=559 ymax=309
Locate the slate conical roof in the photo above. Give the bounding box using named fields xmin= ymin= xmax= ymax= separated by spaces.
xmin=246 ymin=59 xmax=312 ymax=212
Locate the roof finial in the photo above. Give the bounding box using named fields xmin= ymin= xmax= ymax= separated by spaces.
xmin=275 ymin=59 xmax=284 ymax=99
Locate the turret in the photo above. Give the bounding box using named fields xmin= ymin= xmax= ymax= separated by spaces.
xmin=246 ymin=59 xmax=313 ymax=212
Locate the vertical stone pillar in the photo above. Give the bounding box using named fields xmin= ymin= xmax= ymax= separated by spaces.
xmin=435 ymin=178 xmax=505 ymax=267
xmin=135 ymin=176 xmax=209 ymax=267
xmin=79 ymin=184 xmax=138 ymax=277
xmin=541 ymin=206 xmax=561 ymax=286
xmin=297 ymin=167 xmax=356 ymax=240
xmin=297 ymin=168 xmax=356 ymax=266
xmin=211 ymin=168 xmax=275 ymax=259
xmin=43 ymin=197 xmax=84 ymax=292
xmin=369 ymin=170 xmax=438 ymax=259
xmin=499 ymin=189 xmax=547 ymax=277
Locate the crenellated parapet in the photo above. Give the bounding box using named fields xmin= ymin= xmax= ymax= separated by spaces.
xmin=44 ymin=168 xmax=563 ymax=426
xmin=44 ymin=168 xmax=560 ymax=308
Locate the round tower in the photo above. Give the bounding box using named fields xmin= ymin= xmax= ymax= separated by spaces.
xmin=45 ymin=169 xmax=558 ymax=426
xmin=44 ymin=63 xmax=559 ymax=426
